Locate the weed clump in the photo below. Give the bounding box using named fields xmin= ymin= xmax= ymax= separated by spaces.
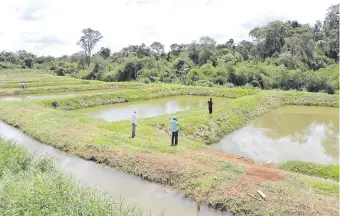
xmin=51 ymin=100 xmax=59 ymax=108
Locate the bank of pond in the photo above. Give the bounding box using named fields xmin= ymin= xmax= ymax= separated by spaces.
xmin=0 ymin=91 xmax=339 ymax=215
xmin=0 ymin=118 xmax=337 ymax=216
xmin=73 ymin=96 xmax=338 ymax=166
xmin=0 ymin=121 xmax=226 ymax=216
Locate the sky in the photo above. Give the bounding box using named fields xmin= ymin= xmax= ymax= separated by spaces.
xmin=0 ymin=0 xmax=338 ymax=57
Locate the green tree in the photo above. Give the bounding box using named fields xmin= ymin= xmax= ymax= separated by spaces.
xmin=99 ymin=47 xmax=111 ymax=60
xmin=77 ymin=28 xmax=103 ymax=67
xmin=23 ymin=58 xmax=33 ymax=68
xmin=150 ymin=41 xmax=164 ymax=54
xmin=250 ymin=21 xmax=292 ymax=58
xmin=198 ymin=36 xmax=217 ymax=65
xmin=187 ymin=41 xmax=200 ymax=65
xmin=236 ymin=40 xmax=253 ymax=60
xmin=324 ymin=4 xmax=339 ymax=60
xmin=313 ymin=20 xmax=324 ymax=41
xmin=71 ymin=51 xmax=86 ymax=69
xmin=283 ymin=26 xmax=315 ymax=67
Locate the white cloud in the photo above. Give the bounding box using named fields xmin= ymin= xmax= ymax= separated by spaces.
xmin=0 ymin=0 xmax=338 ymax=57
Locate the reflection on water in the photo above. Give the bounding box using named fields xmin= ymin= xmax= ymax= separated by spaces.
xmin=0 ymin=121 xmax=227 ymax=216
xmin=213 ymin=106 xmax=339 ymax=165
xmin=77 ymin=96 xmax=228 ymax=122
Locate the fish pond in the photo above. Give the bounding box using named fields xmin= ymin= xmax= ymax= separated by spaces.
xmin=213 ymin=106 xmax=339 ymax=165
xmin=75 ymin=95 xmax=229 ymax=122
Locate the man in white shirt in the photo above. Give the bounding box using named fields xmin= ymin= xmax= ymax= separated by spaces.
xmin=132 ymin=109 xmax=137 ymax=138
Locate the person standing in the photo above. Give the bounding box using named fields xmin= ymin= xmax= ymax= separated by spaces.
xmin=131 ymin=109 xmax=137 ymax=138
xmin=207 ymin=98 xmax=213 ymax=114
xmin=170 ymin=117 xmax=178 ymax=146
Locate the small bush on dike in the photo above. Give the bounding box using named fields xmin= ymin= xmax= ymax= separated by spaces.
xmin=279 ymin=161 xmax=339 ymax=181
xmin=0 ymin=138 xmax=142 ymax=216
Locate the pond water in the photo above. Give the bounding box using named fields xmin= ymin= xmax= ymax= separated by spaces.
xmin=76 ymin=96 xmax=228 ymax=122
xmin=213 ymin=106 xmax=339 ymax=165
xmin=0 ymin=121 xmax=227 ymax=216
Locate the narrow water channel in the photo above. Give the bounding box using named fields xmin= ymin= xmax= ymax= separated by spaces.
xmin=0 ymin=89 xmax=126 ymax=101
xmin=213 ymin=106 xmax=339 ymax=165
xmin=0 ymin=94 xmax=76 ymax=101
xmin=0 ymin=121 xmax=227 ymax=216
xmin=75 ymin=96 xmax=228 ymax=122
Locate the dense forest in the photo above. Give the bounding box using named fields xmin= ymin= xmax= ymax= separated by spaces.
xmin=0 ymin=4 xmax=338 ymax=94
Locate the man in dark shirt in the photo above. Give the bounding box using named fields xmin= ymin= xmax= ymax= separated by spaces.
xmin=208 ymin=98 xmax=213 ymax=114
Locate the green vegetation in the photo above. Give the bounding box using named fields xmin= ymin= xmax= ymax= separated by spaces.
xmin=280 ymin=161 xmax=339 ymax=181
xmin=0 ymin=8 xmax=339 ymax=212
xmin=308 ymin=179 xmax=339 ymax=196
xmin=0 ymin=79 xmax=338 ymax=215
xmin=0 ymin=79 xmax=99 ymax=88
xmin=0 ymin=137 xmax=142 ymax=216
xmin=41 ymin=86 xmax=257 ymax=110
xmin=0 ymin=82 xmax=150 ymax=96
xmin=0 ymin=70 xmax=156 ymax=96
xmin=1 ymin=4 xmax=339 ymax=95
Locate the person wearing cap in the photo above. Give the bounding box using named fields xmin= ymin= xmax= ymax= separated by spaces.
xmin=207 ymin=97 xmax=213 ymax=114
xmin=131 ymin=109 xmax=137 ymax=138
xmin=170 ymin=116 xmax=179 ymax=146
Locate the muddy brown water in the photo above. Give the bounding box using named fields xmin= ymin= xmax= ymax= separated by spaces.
xmin=75 ymin=96 xmax=229 ymax=122
xmin=213 ymin=106 xmax=339 ymax=165
xmin=0 ymin=121 xmax=228 ymax=216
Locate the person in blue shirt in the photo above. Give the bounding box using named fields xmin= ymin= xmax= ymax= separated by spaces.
xmin=170 ymin=116 xmax=179 ymax=146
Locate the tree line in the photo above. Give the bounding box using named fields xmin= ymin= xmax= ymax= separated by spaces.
xmin=0 ymin=4 xmax=338 ymax=94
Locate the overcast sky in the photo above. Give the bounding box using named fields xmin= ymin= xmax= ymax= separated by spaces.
xmin=0 ymin=0 xmax=338 ymax=57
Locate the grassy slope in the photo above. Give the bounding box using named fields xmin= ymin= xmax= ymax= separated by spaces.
xmin=0 ymin=138 xmax=142 ymax=216
xmin=0 ymin=69 xmax=68 ymax=85
xmin=0 ymin=88 xmax=339 ymax=215
xmin=0 ymin=82 xmax=155 ymax=96
xmin=0 ymin=80 xmax=101 ymax=88
xmin=280 ymin=161 xmax=339 ymax=181
xmin=0 ymin=69 xmax=156 ymax=96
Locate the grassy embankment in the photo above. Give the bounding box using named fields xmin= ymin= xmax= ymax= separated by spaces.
xmin=280 ymin=161 xmax=339 ymax=181
xmin=0 ymin=84 xmax=339 ymax=215
xmin=40 ymin=86 xmax=258 ymax=110
xmin=0 ymin=82 xmax=156 ymax=96
xmin=0 ymin=137 xmax=142 ymax=215
xmin=0 ymin=80 xmax=101 ymax=88
xmin=0 ymin=69 xmax=156 ymax=96
xmin=0 ymin=69 xmax=58 ymax=81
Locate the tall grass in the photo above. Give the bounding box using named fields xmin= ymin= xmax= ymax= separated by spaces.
xmin=0 ymin=137 xmax=143 ymax=216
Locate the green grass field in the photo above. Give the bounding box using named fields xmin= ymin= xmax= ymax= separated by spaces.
xmin=0 ymin=69 xmax=339 ymax=215
xmin=0 ymin=137 xmax=142 ymax=216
